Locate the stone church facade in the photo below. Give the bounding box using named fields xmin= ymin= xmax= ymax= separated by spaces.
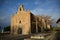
xmin=11 ymin=5 xmax=37 ymax=35
xmin=11 ymin=4 xmax=51 ymax=35
xmin=11 ymin=5 xmax=31 ymax=35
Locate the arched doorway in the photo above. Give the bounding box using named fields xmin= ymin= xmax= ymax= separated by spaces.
xmin=18 ymin=28 xmax=22 ymax=34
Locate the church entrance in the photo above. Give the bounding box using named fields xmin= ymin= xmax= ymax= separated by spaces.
xmin=18 ymin=28 xmax=22 ymax=34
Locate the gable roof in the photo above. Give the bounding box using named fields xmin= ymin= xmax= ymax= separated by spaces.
xmin=56 ymin=18 xmax=60 ymax=23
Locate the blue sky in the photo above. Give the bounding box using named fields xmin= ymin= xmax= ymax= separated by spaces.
xmin=0 ymin=0 xmax=60 ymax=27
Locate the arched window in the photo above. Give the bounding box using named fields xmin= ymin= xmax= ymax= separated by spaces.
xmin=20 ymin=8 xmax=21 ymax=11
xmin=19 ymin=21 xmax=21 ymax=23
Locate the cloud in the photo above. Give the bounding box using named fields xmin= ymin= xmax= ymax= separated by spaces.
xmin=31 ymin=7 xmax=52 ymax=15
xmin=34 ymin=0 xmax=58 ymax=7
xmin=31 ymin=0 xmax=60 ymax=18
xmin=31 ymin=6 xmax=60 ymax=20
xmin=4 ymin=1 xmax=9 ymax=4
xmin=0 ymin=16 xmax=7 ymax=20
xmin=0 ymin=14 xmax=11 ymax=21
xmin=34 ymin=0 xmax=40 ymax=5
xmin=0 ymin=15 xmax=10 ymax=27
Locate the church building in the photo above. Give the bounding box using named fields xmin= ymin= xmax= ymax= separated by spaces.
xmin=11 ymin=4 xmax=51 ymax=35
xmin=11 ymin=4 xmax=41 ymax=35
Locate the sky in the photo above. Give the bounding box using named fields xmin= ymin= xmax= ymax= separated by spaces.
xmin=0 ymin=0 xmax=60 ymax=27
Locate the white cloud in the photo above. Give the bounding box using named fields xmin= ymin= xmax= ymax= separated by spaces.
xmin=0 ymin=15 xmax=10 ymax=21
xmin=34 ymin=0 xmax=43 ymax=5
xmin=0 ymin=16 xmax=6 ymax=20
xmin=34 ymin=1 xmax=40 ymax=5
xmin=31 ymin=6 xmax=60 ymax=20
xmin=34 ymin=0 xmax=57 ymax=7
xmin=31 ymin=8 xmax=46 ymax=15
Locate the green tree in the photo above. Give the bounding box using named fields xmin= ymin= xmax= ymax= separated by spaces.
xmin=54 ymin=27 xmax=60 ymax=31
xmin=4 ymin=26 xmax=10 ymax=31
xmin=0 ymin=26 xmax=1 ymax=32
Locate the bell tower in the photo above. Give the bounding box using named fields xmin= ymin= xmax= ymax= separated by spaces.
xmin=18 ymin=4 xmax=25 ymax=11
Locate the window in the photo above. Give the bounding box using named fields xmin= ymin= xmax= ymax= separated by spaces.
xmin=19 ymin=21 xmax=21 ymax=23
xmin=20 ymin=8 xmax=21 ymax=11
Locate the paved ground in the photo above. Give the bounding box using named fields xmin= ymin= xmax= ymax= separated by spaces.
xmin=46 ymin=31 xmax=60 ymax=40
xmin=54 ymin=31 xmax=60 ymax=40
xmin=0 ymin=32 xmax=60 ymax=40
xmin=0 ymin=34 xmax=30 ymax=40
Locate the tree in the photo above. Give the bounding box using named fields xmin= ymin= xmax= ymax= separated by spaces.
xmin=53 ymin=27 xmax=60 ymax=31
xmin=37 ymin=15 xmax=53 ymax=32
xmin=4 ymin=26 xmax=10 ymax=31
xmin=0 ymin=26 xmax=1 ymax=32
xmin=0 ymin=26 xmax=1 ymax=29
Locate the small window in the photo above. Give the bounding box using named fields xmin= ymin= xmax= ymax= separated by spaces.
xmin=20 ymin=8 xmax=21 ymax=11
xmin=19 ymin=21 xmax=21 ymax=23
